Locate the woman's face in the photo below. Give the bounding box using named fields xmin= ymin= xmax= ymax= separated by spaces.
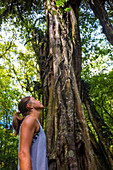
xmin=30 ymin=97 xmax=44 ymax=110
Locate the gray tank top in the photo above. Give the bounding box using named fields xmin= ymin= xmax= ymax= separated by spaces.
xmin=18 ymin=117 xmax=48 ymax=170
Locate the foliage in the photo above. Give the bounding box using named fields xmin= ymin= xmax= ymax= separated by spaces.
xmin=56 ymin=0 xmax=71 ymax=12
xmin=89 ymin=70 xmax=113 ymax=131
xmin=0 ymin=22 xmax=41 ymax=96
xmin=0 ymin=64 xmax=21 ymax=127
xmin=0 ymin=20 xmax=42 ymax=135
xmin=79 ymin=0 xmax=113 ymax=156
xmin=79 ymin=0 xmax=113 ymax=80
xmin=0 ymin=0 xmax=46 ymax=42
xmin=0 ymin=126 xmax=19 ymax=170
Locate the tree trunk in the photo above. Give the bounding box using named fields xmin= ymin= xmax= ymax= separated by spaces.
xmin=42 ymin=0 xmax=97 ymax=169
xmin=32 ymin=0 xmax=112 ymax=169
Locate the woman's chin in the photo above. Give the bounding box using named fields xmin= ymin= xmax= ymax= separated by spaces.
xmin=40 ymin=104 xmax=44 ymax=109
xmin=41 ymin=106 xmax=44 ymax=109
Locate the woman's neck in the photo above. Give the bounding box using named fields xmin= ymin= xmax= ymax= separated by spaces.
xmin=29 ymin=109 xmax=40 ymax=120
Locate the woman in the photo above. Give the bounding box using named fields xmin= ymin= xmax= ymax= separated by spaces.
xmin=13 ymin=96 xmax=48 ymax=170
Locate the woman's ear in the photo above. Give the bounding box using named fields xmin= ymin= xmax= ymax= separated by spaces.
xmin=27 ymin=103 xmax=33 ymax=110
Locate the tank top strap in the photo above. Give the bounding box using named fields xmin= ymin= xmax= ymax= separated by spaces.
xmin=36 ymin=119 xmax=40 ymax=126
xmin=36 ymin=119 xmax=43 ymax=129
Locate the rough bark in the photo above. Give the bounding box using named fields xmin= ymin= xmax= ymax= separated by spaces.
xmin=31 ymin=0 xmax=113 ymax=169
xmin=42 ymin=0 xmax=97 ymax=169
xmin=69 ymin=1 xmax=82 ymax=91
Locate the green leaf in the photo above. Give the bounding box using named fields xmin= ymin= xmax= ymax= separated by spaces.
xmin=64 ymin=7 xmax=71 ymax=12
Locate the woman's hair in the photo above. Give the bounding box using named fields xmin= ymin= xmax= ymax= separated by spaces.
xmin=13 ymin=96 xmax=31 ymax=135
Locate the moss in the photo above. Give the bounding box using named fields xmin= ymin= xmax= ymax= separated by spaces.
xmin=69 ymin=150 xmax=74 ymax=157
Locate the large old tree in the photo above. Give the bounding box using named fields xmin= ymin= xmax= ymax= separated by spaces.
xmin=0 ymin=0 xmax=113 ymax=169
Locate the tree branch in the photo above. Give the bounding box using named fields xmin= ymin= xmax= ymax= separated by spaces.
xmin=88 ymin=0 xmax=113 ymax=45
xmin=16 ymin=1 xmax=24 ymax=22
xmin=0 ymin=0 xmax=17 ymax=21
xmin=0 ymin=41 xmax=13 ymax=58
xmin=107 ymin=0 xmax=113 ymax=10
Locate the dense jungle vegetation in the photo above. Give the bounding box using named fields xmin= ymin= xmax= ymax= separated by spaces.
xmin=0 ymin=0 xmax=113 ymax=169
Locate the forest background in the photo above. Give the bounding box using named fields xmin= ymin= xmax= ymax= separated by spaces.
xmin=0 ymin=0 xmax=113 ymax=169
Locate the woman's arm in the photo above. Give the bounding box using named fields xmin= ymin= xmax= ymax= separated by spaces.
xmin=19 ymin=116 xmax=39 ymax=170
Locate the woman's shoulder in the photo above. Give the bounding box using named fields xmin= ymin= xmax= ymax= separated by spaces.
xmin=22 ymin=115 xmax=37 ymax=129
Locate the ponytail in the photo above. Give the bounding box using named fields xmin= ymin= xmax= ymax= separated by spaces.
xmin=13 ymin=111 xmax=24 ymax=135
xmin=13 ymin=96 xmax=31 ymax=135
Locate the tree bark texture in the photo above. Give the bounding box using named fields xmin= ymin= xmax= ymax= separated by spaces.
xmin=42 ymin=0 xmax=97 ymax=169
xmin=32 ymin=0 xmax=113 ymax=169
